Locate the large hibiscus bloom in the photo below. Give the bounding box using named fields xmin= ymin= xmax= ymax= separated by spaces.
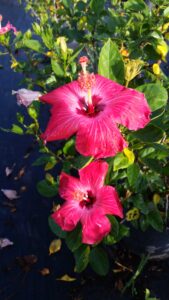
xmin=52 ymin=161 xmax=123 ymax=245
xmin=40 ymin=57 xmax=151 ymax=158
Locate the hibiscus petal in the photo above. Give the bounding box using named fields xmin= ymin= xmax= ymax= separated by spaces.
xmin=92 ymin=75 xmax=124 ymax=101
xmin=79 ymin=161 xmax=108 ymax=191
xmin=96 ymin=186 xmax=123 ymax=218
xmin=52 ymin=201 xmax=82 ymax=231
xmin=76 ymin=117 xmax=127 ymax=158
xmin=108 ymin=88 xmax=151 ymax=130
xmin=59 ymin=172 xmax=85 ymax=201
xmin=40 ymin=80 xmax=85 ymax=105
xmin=81 ymin=209 xmax=111 ymax=245
xmin=41 ymin=100 xmax=82 ymax=141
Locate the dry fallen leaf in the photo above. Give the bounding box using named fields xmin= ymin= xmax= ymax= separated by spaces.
xmin=56 ymin=274 xmax=76 ymax=282
xmin=1 ymin=189 xmax=20 ymax=200
xmin=0 ymin=238 xmax=14 ymax=249
xmin=49 ymin=239 xmax=62 ymax=255
xmin=14 ymin=167 xmax=25 ymax=180
xmin=16 ymin=255 xmax=38 ymax=272
xmin=40 ymin=268 xmax=50 ymax=276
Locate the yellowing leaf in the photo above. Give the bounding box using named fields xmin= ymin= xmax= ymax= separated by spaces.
xmin=123 ymin=148 xmax=135 ymax=164
xmin=153 ymin=193 xmax=161 ymax=205
xmin=49 ymin=239 xmax=61 ymax=255
xmin=56 ymin=274 xmax=76 ymax=282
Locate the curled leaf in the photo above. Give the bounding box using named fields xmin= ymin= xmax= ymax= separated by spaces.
xmin=49 ymin=239 xmax=62 ymax=255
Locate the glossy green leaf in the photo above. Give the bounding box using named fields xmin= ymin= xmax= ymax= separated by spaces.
xmin=66 ymin=225 xmax=82 ymax=252
xmin=24 ymin=39 xmax=43 ymax=52
xmin=127 ymin=163 xmax=140 ymax=190
xmin=124 ymin=0 xmax=148 ymax=11
xmin=89 ymin=247 xmax=109 ymax=276
xmin=147 ymin=210 xmax=164 ymax=232
xmin=37 ymin=179 xmax=58 ymax=197
xmin=48 ymin=217 xmax=67 ymax=238
xmin=51 ymin=59 xmax=64 ymax=77
xmin=137 ymin=84 xmax=168 ymax=111
xmin=90 ymin=0 xmax=105 ymax=16
xmin=74 ymin=245 xmax=90 ymax=273
xmin=98 ymin=39 xmax=124 ymax=84
xmin=130 ymin=125 xmax=164 ymax=143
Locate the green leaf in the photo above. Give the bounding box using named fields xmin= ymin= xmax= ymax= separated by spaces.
xmin=104 ymin=216 xmax=119 ymax=245
xmin=28 ymin=106 xmax=38 ymax=120
xmin=48 ymin=216 xmax=67 ymax=238
xmin=141 ymin=158 xmax=162 ymax=173
xmin=113 ymin=152 xmax=133 ymax=171
xmin=90 ymin=0 xmax=105 ymax=16
xmin=68 ymin=46 xmax=84 ymax=63
xmin=11 ymin=124 xmax=23 ymax=135
xmin=37 ymin=179 xmax=58 ymax=197
xmin=124 ymin=0 xmax=147 ymax=11
xmin=63 ymin=139 xmax=75 ymax=156
xmin=89 ymin=247 xmax=109 ymax=276
xmin=74 ymin=245 xmax=90 ymax=273
xmin=137 ymin=84 xmax=168 ymax=111
xmin=16 ymin=112 xmax=24 ymax=124
xmin=98 ymin=39 xmax=124 ymax=84
xmin=130 ymin=125 xmax=164 ymax=143
xmin=51 ymin=59 xmax=64 ymax=77
xmin=147 ymin=210 xmax=164 ymax=232
xmin=132 ymin=195 xmax=149 ymax=214
xmin=127 ymin=163 xmax=140 ymax=190
xmin=73 ymin=155 xmax=93 ymax=169
xmin=163 ymin=7 xmax=169 ymax=17
xmin=33 ymin=155 xmax=56 ymax=166
xmin=66 ymin=225 xmax=82 ymax=252
xmin=24 ymin=39 xmax=43 ymax=52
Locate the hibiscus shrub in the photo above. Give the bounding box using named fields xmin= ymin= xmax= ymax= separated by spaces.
xmin=0 ymin=0 xmax=169 ymax=275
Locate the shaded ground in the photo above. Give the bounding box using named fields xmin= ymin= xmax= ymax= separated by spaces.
xmin=0 ymin=1 xmax=169 ymax=300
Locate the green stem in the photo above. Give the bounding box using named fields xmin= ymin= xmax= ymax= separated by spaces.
xmin=122 ymin=254 xmax=149 ymax=295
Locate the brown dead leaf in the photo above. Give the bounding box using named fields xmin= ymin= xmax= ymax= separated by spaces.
xmin=56 ymin=274 xmax=76 ymax=282
xmin=49 ymin=239 xmax=62 ymax=255
xmin=115 ymin=279 xmax=124 ymax=291
xmin=16 ymin=255 xmax=38 ymax=272
xmin=40 ymin=268 xmax=50 ymax=276
xmin=1 ymin=189 xmax=20 ymax=200
xmin=14 ymin=167 xmax=25 ymax=180
xmin=0 ymin=238 xmax=14 ymax=249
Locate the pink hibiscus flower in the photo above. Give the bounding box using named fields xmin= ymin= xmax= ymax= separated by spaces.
xmin=0 ymin=15 xmax=17 ymax=35
xmin=40 ymin=56 xmax=151 ymax=158
xmin=52 ymin=161 xmax=123 ymax=245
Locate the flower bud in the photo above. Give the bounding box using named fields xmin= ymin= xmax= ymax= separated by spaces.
xmin=152 ymin=63 xmax=160 ymax=75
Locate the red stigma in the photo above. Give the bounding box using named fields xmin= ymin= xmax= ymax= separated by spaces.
xmin=79 ymin=56 xmax=89 ymax=64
